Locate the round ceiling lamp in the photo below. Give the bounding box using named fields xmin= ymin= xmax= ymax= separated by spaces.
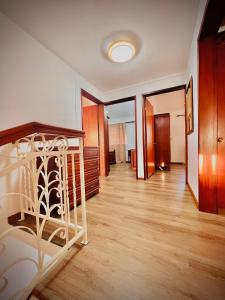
xmin=108 ymin=41 xmax=135 ymax=63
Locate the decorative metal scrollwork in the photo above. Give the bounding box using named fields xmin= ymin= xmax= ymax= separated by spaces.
xmin=0 ymin=133 xmax=88 ymax=299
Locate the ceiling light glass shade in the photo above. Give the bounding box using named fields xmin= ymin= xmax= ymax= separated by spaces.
xmin=108 ymin=41 xmax=135 ymax=63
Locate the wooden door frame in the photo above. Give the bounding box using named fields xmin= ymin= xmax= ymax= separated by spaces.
xmin=142 ymin=96 xmax=147 ymax=180
xmin=81 ymin=90 xmax=138 ymax=179
xmin=81 ymin=89 xmax=103 ymax=136
xmin=142 ymin=85 xmax=186 ymax=181
xmin=81 ymin=89 xmax=108 ymax=176
xmin=104 ymin=96 xmax=138 ymax=180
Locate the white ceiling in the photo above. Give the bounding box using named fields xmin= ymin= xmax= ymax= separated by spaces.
xmin=106 ymin=101 xmax=135 ymax=122
xmin=0 ymin=0 xmax=199 ymax=91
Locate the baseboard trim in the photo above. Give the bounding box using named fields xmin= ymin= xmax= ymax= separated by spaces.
xmin=187 ymin=182 xmax=199 ymax=209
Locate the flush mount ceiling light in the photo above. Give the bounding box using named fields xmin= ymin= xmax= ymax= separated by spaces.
xmin=108 ymin=41 xmax=135 ymax=63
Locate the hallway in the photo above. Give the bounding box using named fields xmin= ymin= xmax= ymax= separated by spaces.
xmin=39 ymin=164 xmax=225 ymax=300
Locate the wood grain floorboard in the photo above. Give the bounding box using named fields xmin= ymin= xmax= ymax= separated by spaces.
xmin=37 ymin=164 xmax=225 ymax=300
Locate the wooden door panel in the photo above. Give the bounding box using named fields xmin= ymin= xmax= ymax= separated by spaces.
xmin=82 ymin=105 xmax=99 ymax=147
xmin=154 ymin=113 xmax=170 ymax=169
xmin=145 ymin=100 xmax=155 ymax=177
xmin=199 ymin=37 xmax=218 ymax=213
xmin=98 ymin=104 xmax=109 ymax=176
xmin=217 ymin=33 xmax=225 ymax=210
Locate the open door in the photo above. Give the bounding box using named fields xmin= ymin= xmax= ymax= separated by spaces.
xmin=154 ymin=113 xmax=171 ymax=170
xmin=144 ymin=99 xmax=155 ymax=178
xmin=82 ymin=105 xmax=99 ymax=147
xmin=81 ymin=90 xmax=109 ymax=177
xmin=98 ymin=104 xmax=110 ymax=176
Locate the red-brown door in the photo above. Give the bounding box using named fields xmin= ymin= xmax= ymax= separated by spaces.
xmin=145 ymin=99 xmax=155 ymax=177
xmin=98 ymin=104 xmax=110 ymax=176
xmin=217 ymin=32 xmax=225 ymax=211
xmin=154 ymin=113 xmax=170 ymax=169
xmin=82 ymin=105 xmax=99 ymax=147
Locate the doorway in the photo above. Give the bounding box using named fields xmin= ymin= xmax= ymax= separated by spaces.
xmin=81 ymin=89 xmax=109 ymax=177
xmin=154 ymin=113 xmax=171 ymax=170
xmin=143 ymin=86 xmax=186 ymax=180
xmin=104 ymin=97 xmax=138 ymax=179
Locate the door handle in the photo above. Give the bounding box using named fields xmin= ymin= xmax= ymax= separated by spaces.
xmin=217 ymin=137 xmax=224 ymax=143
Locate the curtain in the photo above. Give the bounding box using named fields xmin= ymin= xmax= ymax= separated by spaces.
xmin=109 ymin=123 xmax=126 ymax=163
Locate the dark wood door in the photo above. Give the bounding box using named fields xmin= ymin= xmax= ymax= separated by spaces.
xmin=217 ymin=32 xmax=225 ymax=211
xmin=154 ymin=113 xmax=170 ymax=169
xmin=145 ymin=99 xmax=155 ymax=177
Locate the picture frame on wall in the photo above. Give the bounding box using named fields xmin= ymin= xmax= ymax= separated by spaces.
xmin=186 ymin=76 xmax=194 ymax=135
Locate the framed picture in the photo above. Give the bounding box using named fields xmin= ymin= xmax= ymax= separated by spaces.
xmin=186 ymin=76 xmax=194 ymax=134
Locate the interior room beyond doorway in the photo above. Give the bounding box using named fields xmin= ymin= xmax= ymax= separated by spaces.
xmin=106 ymin=100 xmax=136 ymax=177
xmin=143 ymin=88 xmax=186 ymax=179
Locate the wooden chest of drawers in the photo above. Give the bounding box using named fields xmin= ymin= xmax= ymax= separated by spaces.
xmin=68 ymin=146 xmax=99 ymax=207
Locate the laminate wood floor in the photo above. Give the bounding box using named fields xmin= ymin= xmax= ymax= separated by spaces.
xmin=38 ymin=164 xmax=225 ymax=300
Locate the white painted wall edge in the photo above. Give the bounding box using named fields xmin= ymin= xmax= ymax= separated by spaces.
xmin=184 ymin=0 xmax=208 ymax=201
xmin=103 ymin=72 xmax=186 ymax=101
xmin=0 ymin=12 xmax=105 ymax=132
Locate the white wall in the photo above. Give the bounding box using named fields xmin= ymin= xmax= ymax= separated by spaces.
xmin=149 ymin=90 xmax=185 ymax=163
xmin=109 ymin=120 xmax=136 ymax=162
xmin=185 ymin=0 xmax=207 ymax=200
xmin=104 ymin=73 xmax=186 ymax=178
xmin=125 ymin=122 xmax=136 ymax=161
xmin=0 ymin=12 xmax=103 ymax=220
xmin=0 ymin=12 xmax=103 ymax=131
xmin=107 ymin=101 xmax=135 ymax=125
